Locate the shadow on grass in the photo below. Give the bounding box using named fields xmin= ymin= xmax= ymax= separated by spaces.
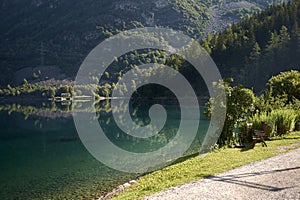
xmin=269 ymin=137 xmax=300 ymax=141
xmin=239 ymin=133 xmax=300 ymax=152
xmin=239 ymin=143 xmax=255 ymax=152
xmin=173 ymin=152 xmax=200 ymax=164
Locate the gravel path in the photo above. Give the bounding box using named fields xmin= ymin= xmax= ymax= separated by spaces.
xmin=147 ymin=148 xmax=300 ymax=200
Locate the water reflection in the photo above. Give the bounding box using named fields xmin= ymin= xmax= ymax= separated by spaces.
xmin=0 ymin=102 xmax=135 ymax=199
xmin=98 ymin=99 xmax=180 ymax=153
xmin=0 ymin=98 xmax=209 ymax=199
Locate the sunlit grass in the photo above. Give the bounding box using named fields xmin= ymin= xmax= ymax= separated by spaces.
xmin=113 ymin=132 xmax=300 ymax=200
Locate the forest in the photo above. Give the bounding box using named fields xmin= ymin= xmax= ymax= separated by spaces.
xmin=1 ymin=1 xmax=299 ymax=96
xmin=202 ymin=0 xmax=300 ymax=91
xmin=0 ymin=1 xmax=299 ymax=149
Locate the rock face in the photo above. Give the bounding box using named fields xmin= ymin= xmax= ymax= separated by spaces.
xmin=205 ymin=0 xmax=262 ymax=35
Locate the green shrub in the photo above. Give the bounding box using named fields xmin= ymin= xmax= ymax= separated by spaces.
xmin=249 ymin=109 xmax=297 ymax=137
xmin=247 ymin=112 xmax=274 ymax=137
xmin=270 ymin=109 xmax=297 ymax=136
xmin=239 ymin=121 xmax=253 ymax=143
xmin=295 ymin=110 xmax=300 ymax=131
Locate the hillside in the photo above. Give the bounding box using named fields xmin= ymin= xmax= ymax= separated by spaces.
xmin=0 ymin=0 xmax=274 ymax=86
xmin=202 ymin=0 xmax=300 ymax=92
xmin=0 ymin=0 xmax=210 ymax=85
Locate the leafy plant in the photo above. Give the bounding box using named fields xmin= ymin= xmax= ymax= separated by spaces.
xmin=295 ymin=111 xmax=300 ymax=131
xmin=249 ymin=109 xmax=297 ymax=137
xmin=205 ymin=79 xmax=255 ymax=147
xmin=271 ymin=109 xmax=297 ymax=136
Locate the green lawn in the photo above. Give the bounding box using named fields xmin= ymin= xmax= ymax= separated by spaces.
xmin=112 ymin=132 xmax=300 ymax=200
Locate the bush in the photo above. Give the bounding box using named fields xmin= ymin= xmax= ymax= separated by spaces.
xmin=248 ymin=109 xmax=297 ymax=137
xmin=295 ymin=111 xmax=300 ymax=131
xmin=271 ymin=109 xmax=297 ymax=135
xmin=239 ymin=121 xmax=254 ymax=143
xmin=247 ymin=112 xmax=274 ymax=138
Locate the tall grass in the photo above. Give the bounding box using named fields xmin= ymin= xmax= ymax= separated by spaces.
xmin=249 ymin=112 xmax=271 ymax=130
xmin=248 ymin=109 xmax=297 ymax=136
xmin=271 ymin=109 xmax=297 ymax=135
xmin=295 ymin=110 xmax=300 ymax=131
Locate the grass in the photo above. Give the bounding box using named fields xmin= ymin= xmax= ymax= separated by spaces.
xmin=112 ymin=131 xmax=300 ymax=200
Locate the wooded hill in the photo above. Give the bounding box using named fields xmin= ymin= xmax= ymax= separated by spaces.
xmin=0 ymin=0 xmax=275 ymax=86
xmin=202 ymin=0 xmax=300 ymax=92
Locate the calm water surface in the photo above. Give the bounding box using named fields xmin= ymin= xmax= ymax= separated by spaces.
xmin=0 ymin=103 xmax=209 ymax=199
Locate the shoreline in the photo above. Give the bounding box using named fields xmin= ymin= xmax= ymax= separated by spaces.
xmin=111 ymin=132 xmax=300 ymax=200
xmin=98 ymin=179 xmax=138 ymax=200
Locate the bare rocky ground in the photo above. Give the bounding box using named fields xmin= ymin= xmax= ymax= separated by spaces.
xmin=204 ymin=1 xmax=261 ymax=35
xmin=147 ymin=148 xmax=300 ymax=200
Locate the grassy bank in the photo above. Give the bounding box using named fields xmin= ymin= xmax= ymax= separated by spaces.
xmin=113 ymin=131 xmax=300 ymax=200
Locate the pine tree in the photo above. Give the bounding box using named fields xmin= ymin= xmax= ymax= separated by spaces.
xmin=279 ymin=25 xmax=291 ymax=43
xmin=249 ymin=42 xmax=261 ymax=62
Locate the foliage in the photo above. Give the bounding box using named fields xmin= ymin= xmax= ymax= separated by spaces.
xmin=0 ymin=80 xmax=111 ymax=108
xmin=248 ymin=109 xmax=297 ymax=137
xmin=254 ymin=89 xmax=288 ymax=113
xmin=272 ymin=109 xmax=297 ymax=136
xmin=267 ymin=70 xmax=300 ymax=104
xmin=248 ymin=112 xmax=271 ymax=131
xmin=0 ymin=0 xmax=212 ymax=85
xmin=206 ymin=78 xmax=255 ymax=147
xmin=0 ymin=0 xmax=287 ymax=87
xmin=295 ymin=111 xmax=300 ymax=131
xmin=207 ymin=70 xmax=300 ymax=146
xmin=244 ymin=70 xmax=300 ymax=138
xmin=202 ymin=1 xmax=300 ymax=91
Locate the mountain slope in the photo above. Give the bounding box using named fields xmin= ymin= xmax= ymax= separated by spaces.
xmin=0 ymin=0 xmax=283 ymax=86
xmin=0 ymin=0 xmax=211 ymax=85
xmin=202 ymin=0 xmax=300 ymax=92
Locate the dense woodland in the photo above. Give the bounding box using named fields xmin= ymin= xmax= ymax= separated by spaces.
xmin=0 ymin=0 xmax=211 ymax=85
xmin=0 ymin=1 xmax=299 ymax=98
xmin=1 ymin=2 xmax=300 ymax=200
xmin=202 ymin=0 xmax=300 ymax=91
xmin=0 ymin=1 xmax=299 ymax=150
xmin=0 ymin=0 xmax=277 ymax=86
xmin=203 ymin=1 xmax=300 ymax=147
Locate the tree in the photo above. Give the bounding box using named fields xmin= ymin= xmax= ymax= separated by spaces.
xmin=267 ymin=70 xmax=300 ymax=104
xmin=243 ymin=42 xmax=261 ymax=88
xmin=279 ymin=25 xmax=291 ymax=43
xmin=265 ymin=31 xmax=280 ymax=55
xmin=249 ymin=42 xmax=261 ymax=61
xmin=206 ymin=78 xmax=255 ymax=147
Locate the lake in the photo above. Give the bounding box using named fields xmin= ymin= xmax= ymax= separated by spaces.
xmin=0 ymin=101 xmax=209 ymax=199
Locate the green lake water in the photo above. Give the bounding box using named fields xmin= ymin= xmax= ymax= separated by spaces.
xmin=0 ymin=103 xmax=209 ymax=199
